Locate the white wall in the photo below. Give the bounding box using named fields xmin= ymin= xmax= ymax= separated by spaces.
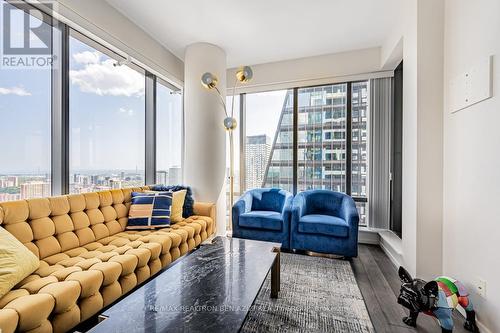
xmin=53 ymin=0 xmax=184 ymax=86
xmin=226 ymin=47 xmax=389 ymax=93
xmin=381 ymin=0 xmax=444 ymax=280
xmin=443 ymin=0 xmax=500 ymax=331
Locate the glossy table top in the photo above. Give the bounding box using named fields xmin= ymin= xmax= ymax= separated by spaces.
xmin=89 ymin=237 xmax=280 ymax=333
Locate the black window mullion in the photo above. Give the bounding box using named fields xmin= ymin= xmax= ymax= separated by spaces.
xmin=292 ymin=88 xmax=298 ymax=195
xmin=346 ymin=82 xmax=352 ymax=196
xmin=145 ymin=73 xmax=156 ymax=185
xmin=51 ymin=22 xmax=70 ymax=195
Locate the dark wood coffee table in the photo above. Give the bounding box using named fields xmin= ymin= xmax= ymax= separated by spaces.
xmin=88 ymin=236 xmax=281 ymax=333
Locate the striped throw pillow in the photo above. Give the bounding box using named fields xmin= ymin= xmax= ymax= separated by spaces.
xmin=144 ymin=189 xmax=187 ymax=223
xmin=127 ymin=192 xmax=172 ymax=229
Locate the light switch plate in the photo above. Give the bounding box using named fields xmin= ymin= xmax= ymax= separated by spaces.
xmin=450 ymin=55 xmax=493 ymax=113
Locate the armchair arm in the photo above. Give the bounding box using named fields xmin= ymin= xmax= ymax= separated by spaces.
xmin=340 ymin=196 xmax=360 ymax=230
xmin=281 ymin=192 xmax=294 ymax=216
xmin=291 ymin=193 xmax=306 ymax=232
xmin=231 ymin=192 xmax=253 ymax=233
xmin=234 ymin=192 xmax=252 ymax=214
xmin=281 ymin=192 xmax=294 ymax=234
xmin=292 ymin=193 xmax=306 ymax=219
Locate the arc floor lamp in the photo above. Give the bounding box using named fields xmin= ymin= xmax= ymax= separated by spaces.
xmin=201 ymin=66 xmax=253 ymax=232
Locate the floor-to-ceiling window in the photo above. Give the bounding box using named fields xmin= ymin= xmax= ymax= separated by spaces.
xmin=238 ymin=82 xmax=369 ymax=225
xmin=0 ymin=2 xmax=183 ymax=201
xmin=0 ymin=1 xmax=52 ymax=201
xmin=156 ymin=80 xmax=183 ymax=185
xmin=69 ymin=32 xmax=146 ymax=193
xmin=245 ymin=90 xmax=293 ymax=193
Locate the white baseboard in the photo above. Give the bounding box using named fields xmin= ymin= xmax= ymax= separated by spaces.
xmin=358 ymin=227 xmax=382 ymax=244
xmin=477 ymin=319 xmax=492 ymax=333
xmin=378 ymin=230 xmax=403 ymax=268
xmin=455 ymin=306 xmax=492 ymax=333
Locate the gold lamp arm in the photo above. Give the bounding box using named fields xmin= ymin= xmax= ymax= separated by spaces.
xmin=230 ymin=77 xmax=239 ymax=118
xmin=213 ymin=86 xmax=229 ymax=117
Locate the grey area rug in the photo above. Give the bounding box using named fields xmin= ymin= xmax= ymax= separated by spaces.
xmin=241 ymin=253 xmax=375 ymax=333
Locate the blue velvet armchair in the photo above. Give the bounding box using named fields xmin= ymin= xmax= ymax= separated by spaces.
xmin=232 ymin=188 xmax=293 ymax=248
xmin=291 ymin=190 xmax=359 ymax=257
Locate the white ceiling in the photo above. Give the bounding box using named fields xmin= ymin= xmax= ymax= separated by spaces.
xmin=105 ymin=0 xmax=401 ymax=68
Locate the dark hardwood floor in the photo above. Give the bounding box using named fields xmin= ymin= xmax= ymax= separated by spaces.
xmin=352 ymin=244 xmax=469 ymax=333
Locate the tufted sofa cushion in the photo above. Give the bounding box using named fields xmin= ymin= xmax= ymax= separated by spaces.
xmin=0 ymin=186 xmax=215 ymax=333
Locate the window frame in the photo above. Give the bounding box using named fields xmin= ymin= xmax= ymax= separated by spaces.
xmin=0 ymin=1 xmax=55 ymax=199
xmin=237 ymin=81 xmax=369 ymax=223
xmin=155 ymin=78 xmax=184 ymax=186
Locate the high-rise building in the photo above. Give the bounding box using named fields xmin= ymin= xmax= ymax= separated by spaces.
xmin=156 ymin=170 xmax=168 ymax=185
xmin=20 ymin=182 xmax=51 ymax=199
xmin=0 ymin=176 xmax=18 ymax=188
xmin=0 ymin=193 xmax=20 ymax=201
xmin=245 ymin=135 xmax=271 ymax=190
xmin=168 ymin=167 xmax=182 ymax=185
xmin=110 ymin=179 xmax=122 ymax=189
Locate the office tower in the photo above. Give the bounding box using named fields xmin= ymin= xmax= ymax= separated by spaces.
xmin=156 ymin=170 xmax=168 ymax=185
xmin=245 ymin=135 xmax=271 ymax=190
xmin=261 ymin=83 xmax=368 ymax=223
xmin=168 ymin=167 xmax=182 ymax=185
xmin=20 ymin=182 xmax=51 ymax=199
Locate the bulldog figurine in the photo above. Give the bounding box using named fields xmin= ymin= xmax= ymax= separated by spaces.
xmin=397 ymin=267 xmax=480 ymax=333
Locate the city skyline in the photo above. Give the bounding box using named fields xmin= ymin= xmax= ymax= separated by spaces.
xmin=0 ymin=166 xmax=182 ymax=202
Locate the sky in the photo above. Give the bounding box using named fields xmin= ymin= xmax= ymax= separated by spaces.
xmin=0 ymin=1 xmax=182 ymax=174
xmin=246 ymin=90 xmax=288 ymax=138
xmin=0 ymin=1 xmax=51 ymax=174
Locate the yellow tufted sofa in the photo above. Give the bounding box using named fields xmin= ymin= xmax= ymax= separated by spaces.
xmin=0 ymin=186 xmax=215 ymax=333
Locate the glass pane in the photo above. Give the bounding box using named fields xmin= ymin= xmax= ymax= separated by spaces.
xmin=0 ymin=2 xmax=51 ymax=201
xmin=69 ymin=35 xmax=145 ymax=193
xmin=156 ymin=82 xmax=183 ymax=185
xmin=226 ymin=95 xmax=240 ymax=223
xmin=297 ymin=84 xmax=347 ymax=192
xmin=246 ymin=90 xmax=293 ymax=192
xmin=356 ymin=201 xmax=367 ymax=226
xmin=351 ymin=81 xmax=369 ymax=197
xmin=352 ymin=81 xmax=369 ymax=225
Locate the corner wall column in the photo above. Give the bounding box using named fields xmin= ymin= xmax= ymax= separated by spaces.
xmin=184 ymin=43 xmax=227 ymax=235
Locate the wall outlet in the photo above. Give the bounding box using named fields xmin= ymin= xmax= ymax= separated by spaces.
xmin=475 ymin=278 xmax=487 ymax=298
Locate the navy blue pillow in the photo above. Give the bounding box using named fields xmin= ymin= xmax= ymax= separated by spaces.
xmin=127 ymin=192 xmax=172 ymax=229
xmin=151 ymin=185 xmax=194 ymax=218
